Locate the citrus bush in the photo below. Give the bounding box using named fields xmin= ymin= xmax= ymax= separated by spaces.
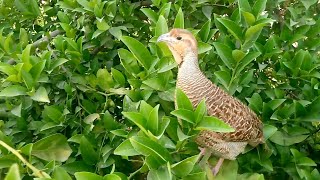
xmin=0 ymin=0 xmax=320 ymax=179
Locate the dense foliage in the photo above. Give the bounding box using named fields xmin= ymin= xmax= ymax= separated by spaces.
xmin=0 ymin=0 xmax=320 ymax=179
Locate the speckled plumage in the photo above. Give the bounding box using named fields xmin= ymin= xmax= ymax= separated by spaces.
xmin=158 ymin=28 xmax=264 ymax=161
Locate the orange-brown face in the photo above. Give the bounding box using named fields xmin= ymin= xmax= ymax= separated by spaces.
xmin=157 ymin=29 xmax=198 ymax=65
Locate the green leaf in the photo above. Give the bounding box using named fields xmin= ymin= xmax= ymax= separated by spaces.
xmin=300 ymin=0 xmax=318 ymax=10
xmin=141 ymin=8 xmax=158 ymax=23
xmin=53 ymin=167 xmax=72 ymax=180
xmin=29 ymin=60 xmax=46 ymax=81
xmin=114 ymin=139 xmax=140 ymax=156
xmin=111 ymin=68 xmax=125 ymax=86
xmin=104 ymin=174 xmax=122 ymax=180
xmin=246 ymin=93 xmax=263 ymax=113
xmin=263 ymin=124 xmax=277 ymax=140
xmin=252 ymin=0 xmax=267 ymax=17
xmin=0 ymin=63 xmax=17 ymax=76
xmin=198 ymin=42 xmax=212 ymax=54
xmin=232 ymin=50 xmax=246 ymax=62
xmin=57 ymin=11 xmax=70 ymax=24
xmin=196 ymin=116 xmax=235 ymax=132
xmin=19 ymin=28 xmax=28 ymax=48
xmin=4 ymin=164 xmax=20 ymax=180
xmin=243 ymin=24 xmax=266 ymax=50
xmin=215 ymin=160 xmax=238 ymax=180
xmin=171 ymin=155 xmax=199 ymax=177
xmin=83 ymin=113 xmax=100 ymax=124
xmin=76 ymin=0 xmax=93 ymax=12
xmin=97 ymin=69 xmax=114 ymax=90
xmin=118 ymin=48 xmax=140 ymax=76
xmin=177 ymin=127 xmax=190 ymax=141
xmin=194 ymin=99 xmax=207 ymax=124
xmin=21 ymin=44 xmax=32 ymax=71
xmin=143 ymin=77 xmax=166 ymax=91
xmin=96 ymin=18 xmax=110 ymax=31
xmin=31 ymin=86 xmax=50 ymax=103
xmin=235 ymin=52 xmax=261 ymax=76
xmin=269 ymin=131 xmax=308 ymax=146
xmin=159 ymin=2 xmax=171 ymax=18
xmin=175 ymin=88 xmax=193 ymax=111
xmin=147 ymin=163 xmax=172 ymax=180
xmin=121 ymin=36 xmax=153 ymax=69
xmin=11 ymin=104 xmax=22 ymax=117
xmin=199 ymin=20 xmax=211 ymax=42
xmin=238 ymin=0 xmax=251 ymax=12
xmin=61 ymin=161 xmax=95 ymax=174
xmin=171 ymin=109 xmax=195 ymax=124
xmin=0 ymin=85 xmax=27 ymax=97
xmin=21 ymin=70 xmax=34 ymax=89
xmin=213 ymin=42 xmax=235 ymax=69
xmin=267 ymin=99 xmax=286 ymax=110
xmin=109 ymin=27 xmax=122 ymax=39
xmin=103 ymin=110 xmax=119 ymax=130
xmin=75 ymin=172 xmax=103 ymax=180
xmin=32 ymin=134 xmax=72 ymax=162
xmin=151 ymin=0 xmax=161 ymax=7
xmin=214 ymin=71 xmax=231 ymax=89
xmin=291 ymin=148 xmax=316 ymax=166
xmin=130 ymin=136 xmax=171 ymax=167
xmin=43 ymin=105 xmax=62 ymax=123
xmin=147 ymin=105 xmax=160 ymax=135
xmin=217 ymin=18 xmax=243 ymax=41
xmin=173 ymin=8 xmax=184 ymax=28
xmin=155 ymin=15 xmax=168 ymax=37
xmin=50 ymin=58 xmax=69 ymax=72
xmin=14 ymin=0 xmax=40 ymax=16
xmin=182 ymin=172 xmax=206 ymax=180
xmin=242 ymin=11 xmax=255 ymax=26
xmin=80 ymin=136 xmax=98 ymax=165
xmin=122 ymin=112 xmax=147 ymax=134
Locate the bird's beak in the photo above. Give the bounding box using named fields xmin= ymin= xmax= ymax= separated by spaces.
xmin=157 ymin=33 xmax=170 ymax=43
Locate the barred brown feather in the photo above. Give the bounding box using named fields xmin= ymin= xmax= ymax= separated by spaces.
xmin=158 ymin=28 xmax=264 ymax=160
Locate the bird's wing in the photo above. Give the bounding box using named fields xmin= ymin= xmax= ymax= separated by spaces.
xmin=206 ymin=87 xmax=264 ymax=143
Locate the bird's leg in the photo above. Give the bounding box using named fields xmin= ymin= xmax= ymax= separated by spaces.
xmin=212 ymin=158 xmax=224 ymax=176
xmin=198 ymin=148 xmax=211 ymax=167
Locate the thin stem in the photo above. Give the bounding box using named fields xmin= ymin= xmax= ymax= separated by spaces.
xmin=0 ymin=141 xmax=50 ymax=178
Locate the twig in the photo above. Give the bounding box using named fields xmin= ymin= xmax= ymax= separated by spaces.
xmin=0 ymin=140 xmax=51 ymax=178
xmin=32 ymin=30 xmax=62 ymax=48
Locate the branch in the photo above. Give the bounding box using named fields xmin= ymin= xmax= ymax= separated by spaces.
xmin=32 ymin=30 xmax=62 ymax=49
xmin=0 ymin=140 xmax=51 ymax=178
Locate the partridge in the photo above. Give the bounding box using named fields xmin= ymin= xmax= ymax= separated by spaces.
xmin=157 ymin=28 xmax=264 ymax=175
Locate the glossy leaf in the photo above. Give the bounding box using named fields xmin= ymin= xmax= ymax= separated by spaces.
xmin=31 ymin=86 xmax=50 ymax=103
xmin=32 ymin=134 xmax=72 ymax=162
xmin=196 ymin=116 xmax=234 ymax=132
xmin=130 ymin=136 xmax=171 ymax=167
xmin=80 ymin=136 xmax=98 ymax=165
xmin=173 ymin=8 xmax=184 ymax=28
xmin=114 ymin=139 xmax=140 ymax=156
xmin=155 ymin=15 xmax=168 ymax=37
xmin=0 ymin=85 xmax=27 ymax=97
xmin=175 ymin=88 xmax=193 ymax=111
xmin=217 ymin=18 xmax=243 ymax=41
xmin=121 ymin=36 xmax=153 ymax=69
xmin=4 ymin=164 xmax=20 ymax=180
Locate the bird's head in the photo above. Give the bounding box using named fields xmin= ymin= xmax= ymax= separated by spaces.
xmin=157 ymin=28 xmax=198 ymax=65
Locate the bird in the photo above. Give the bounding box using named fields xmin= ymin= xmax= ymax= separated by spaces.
xmin=157 ymin=28 xmax=264 ymax=176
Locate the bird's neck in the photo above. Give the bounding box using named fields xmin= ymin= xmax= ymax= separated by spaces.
xmin=178 ymin=52 xmax=201 ymax=79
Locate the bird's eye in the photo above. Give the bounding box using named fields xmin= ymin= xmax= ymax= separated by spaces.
xmin=176 ymin=36 xmax=182 ymax=40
